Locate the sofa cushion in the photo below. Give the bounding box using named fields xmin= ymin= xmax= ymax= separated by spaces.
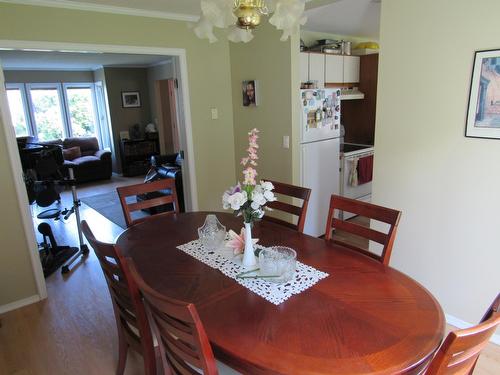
xmin=63 ymin=137 xmax=99 ymax=156
xmin=62 ymin=146 xmax=81 ymax=161
xmin=70 ymin=155 xmax=100 ymax=165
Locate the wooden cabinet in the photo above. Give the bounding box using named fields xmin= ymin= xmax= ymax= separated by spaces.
xmin=299 ymin=52 xmax=309 ymax=83
xmin=120 ymin=137 xmax=160 ymax=177
xmin=325 ymin=55 xmax=344 ymax=83
xmin=343 ymin=56 xmax=360 ymax=83
xmin=341 ymin=54 xmax=379 ymax=145
xmin=308 ymin=53 xmax=325 ymax=88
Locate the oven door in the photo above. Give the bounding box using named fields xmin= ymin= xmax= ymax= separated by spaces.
xmin=340 ymin=153 xmax=372 ymax=219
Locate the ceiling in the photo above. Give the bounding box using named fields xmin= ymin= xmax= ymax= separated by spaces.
xmin=304 ymin=0 xmax=381 ymax=39
xmin=4 ymin=0 xmax=380 ymax=39
xmin=0 ymin=50 xmax=171 ymax=70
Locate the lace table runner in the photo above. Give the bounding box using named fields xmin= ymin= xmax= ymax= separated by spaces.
xmin=176 ymin=239 xmax=329 ymax=305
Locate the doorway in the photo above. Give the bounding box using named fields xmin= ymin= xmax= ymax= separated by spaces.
xmin=155 ymin=79 xmax=180 ymax=155
xmin=0 ymin=41 xmax=198 ymax=305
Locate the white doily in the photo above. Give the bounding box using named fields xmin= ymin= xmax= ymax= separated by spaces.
xmin=176 ymin=239 xmax=329 ymax=305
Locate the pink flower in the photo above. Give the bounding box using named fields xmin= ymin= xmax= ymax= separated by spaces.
xmin=240 ymin=128 xmax=260 ymax=186
xmin=226 ymin=228 xmax=259 ymax=255
xmin=243 ymin=167 xmax=257 ymax=185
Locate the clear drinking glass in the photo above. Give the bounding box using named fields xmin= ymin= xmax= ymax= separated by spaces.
xmin=258 ymin=246 xmax=297 ymax=283
xmin=198 ymin=214 xmax=226 ymax=250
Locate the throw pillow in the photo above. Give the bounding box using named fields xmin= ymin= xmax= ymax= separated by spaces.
xmin=63 ymin=146 xmax=82 ymax=161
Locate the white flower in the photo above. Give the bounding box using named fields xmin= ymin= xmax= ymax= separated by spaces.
xmin=227 ymin=191 xmax=247 ymax=210
xmin=261 ymin=181 xmax=274 ymax=191
xmin=251 ymin=190 xmax=267 ymax=207
xmin=263 ymin=190 xmax=276 ymax=202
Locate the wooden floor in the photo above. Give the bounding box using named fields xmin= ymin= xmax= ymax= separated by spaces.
xmin=0 ymin=201 xmax=499 ymax=374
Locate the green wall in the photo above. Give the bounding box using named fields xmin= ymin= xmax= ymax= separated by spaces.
xmin=374 ymin=0 xmax=500 ymax=323
xmin=103 ymin=67 xmax=152 ymax=173
xmin=230 ymin=22 xmax=299 ymax=187
xmin=0 ymin=3 xmax=236 ymax=306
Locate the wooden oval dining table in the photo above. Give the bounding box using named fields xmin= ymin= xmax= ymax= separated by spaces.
xmin=116 ymin=212 xmax=445 ymax=375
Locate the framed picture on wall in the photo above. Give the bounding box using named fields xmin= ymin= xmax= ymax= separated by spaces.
xmin=466 ymin=49 xmax=500 ymax=139
xmin=122 ymin=91 xmax=141 ymax=108
xmin=242 ymin=80 xmax=259 ymax=107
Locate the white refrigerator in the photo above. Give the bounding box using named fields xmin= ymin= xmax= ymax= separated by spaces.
xmin=299 ymin=88 xmax=341 ymax=237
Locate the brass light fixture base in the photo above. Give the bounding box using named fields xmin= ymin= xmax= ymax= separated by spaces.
xmin=234 ymin=0 xmax=268 ymax=30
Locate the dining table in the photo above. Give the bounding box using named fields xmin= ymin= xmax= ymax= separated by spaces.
xmin=116 ymin=211 xmax=445 ymax=375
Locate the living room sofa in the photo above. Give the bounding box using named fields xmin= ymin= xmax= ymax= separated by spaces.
xmin=43 ymin=137 xmax=112 ymax=184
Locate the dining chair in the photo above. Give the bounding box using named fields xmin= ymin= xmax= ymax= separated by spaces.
xmin=261 ymin=179 xmax=311 ymax=233
xmin=324 ymin=194 xmax=401 ymax=266
xmin=424 ymin=293 xmax=500 ymax=374
xmin=127 ymin=259 xmax=220 ymax=375
xmin=117 ymin=178 xmax=179 ymax=227
xmin=81 ymin=221 xmax=156 ymax=375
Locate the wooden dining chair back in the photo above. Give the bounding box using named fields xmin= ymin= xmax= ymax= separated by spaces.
xmin=117 ymin=178 xmax=179 ymax=227
xmin=424 ymin=293 xmax=500 ymax=375
xmin=262 ymin=179 xmax=311 ymax=233
xmin=127 ymin=259 xmax=219 ymax=375
xmin=325 ymin=195 xmax=401 ymax=266
xmin=81 ymin=221 xmax=156 ymax=375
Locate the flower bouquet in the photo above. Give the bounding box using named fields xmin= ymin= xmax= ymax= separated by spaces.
xmin=222 ymin=128 xmax=276 ymax=267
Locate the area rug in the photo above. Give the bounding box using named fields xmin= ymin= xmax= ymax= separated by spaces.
xmin=81 ymin=191 xmax=148 ymax=229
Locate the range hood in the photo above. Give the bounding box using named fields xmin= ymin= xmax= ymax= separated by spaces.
xmin=340 ymin=88 xmax=365 ymax=100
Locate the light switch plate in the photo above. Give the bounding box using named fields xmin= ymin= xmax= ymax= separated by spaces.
xmin=283 ymin=135 xmax=290 ymax=149
xmin=211 ymin=108 xmax=218 ymax=120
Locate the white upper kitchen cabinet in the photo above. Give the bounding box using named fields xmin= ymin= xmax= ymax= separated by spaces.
xmin=308 ymin=53 xmax=325 ymax=88
xmin=343 ymin=56 xmax=360 ymax=83
xmin=325 ymin=55 xmax=343 ymax=83
xmin=299 ymin=52 xmax=309 ymax=83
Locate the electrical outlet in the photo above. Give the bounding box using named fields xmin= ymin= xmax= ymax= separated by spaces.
xmin=211 ymin=108 xmax=218 ymax=120
xmin=283 ymin=135 xmax=290 ymax=149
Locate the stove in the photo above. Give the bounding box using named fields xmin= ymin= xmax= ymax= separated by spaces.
xmin=340 ymin=143 xmax=374 ymax=154
xmin=339 ymin=143 xmax=374 ymax=219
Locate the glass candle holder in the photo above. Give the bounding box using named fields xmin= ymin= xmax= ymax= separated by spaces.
xmin=258 ymin=246 xmax=297 ymax=283
xmin=198 ymin=214 xmax=226 ymax=250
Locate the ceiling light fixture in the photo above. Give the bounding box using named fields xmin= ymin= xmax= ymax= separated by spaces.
xmin=192 ymin=0 xmax=307 ymax=43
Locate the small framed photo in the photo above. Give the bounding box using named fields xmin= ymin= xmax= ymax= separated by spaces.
xmin=466 ymin=49 xmax=500 ymax=139
xmin=242 ymin=80 xmax=258 ymax=107
xmin=122 ymin=91 xmax=141 ymax=108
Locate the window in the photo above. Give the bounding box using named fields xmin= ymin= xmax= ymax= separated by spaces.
xmin=28 ymin=84 xmax=66 ymax=141
xmin=5 ymin=82 xmax=102 ymax=143
xmin=64 ymin=85 xmax=97 ymax=138
xmin=6 ymin=85 xmax=30 ymax=137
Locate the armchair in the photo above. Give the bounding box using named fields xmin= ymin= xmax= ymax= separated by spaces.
xmin=136 ymin=153 xmax=185 ymax=213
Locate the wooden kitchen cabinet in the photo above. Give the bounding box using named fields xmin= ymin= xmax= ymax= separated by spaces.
xmin=343 ymin=56 xmax=360 ymax=83
xmin=325 ymin=54 xmax=344 ymax=83
xmin=341 ymin=54 xmax=379 ymax=145
xmin=308 ymin=53 xmax=325 ymax=88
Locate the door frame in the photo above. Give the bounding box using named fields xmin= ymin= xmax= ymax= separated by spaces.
xmin=0 ymin=40 xmax=199 ymax=305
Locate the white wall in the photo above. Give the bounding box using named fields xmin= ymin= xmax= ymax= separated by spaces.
xmin=374 ymin=0 xmax=500 ymax=324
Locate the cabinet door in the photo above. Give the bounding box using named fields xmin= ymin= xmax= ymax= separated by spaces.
xmin=309 ymin=53 xmax=325 ymax=88
xmin=325 ymin=55 xmax=343 ymax=83
xmin=343 ymin=56 xmax=360 ymax=83
xmin=299 ymin=52 xmax=309 ymax=83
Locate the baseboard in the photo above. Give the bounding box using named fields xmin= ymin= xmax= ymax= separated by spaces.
xmin=446 ymin=313 xmax=500 ymax=346
xmin=0 ymin=294 xmax=40 ymax=314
